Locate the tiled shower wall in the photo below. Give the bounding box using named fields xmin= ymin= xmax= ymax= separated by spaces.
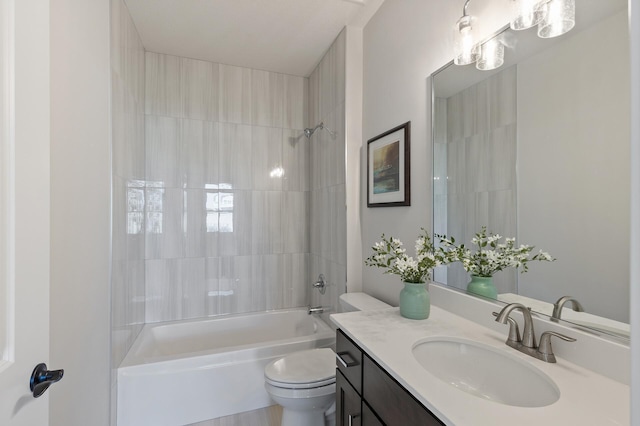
xmin=110 ymin=0 xmax=145 ymax=423
xmin=144 ymin=52 xmax=310 ymax=322
xmin=433 ymin=66 xmax=517 ymax=294
xmin=308 ymin=30 xmax=347 ymax=321
xmin=110 ymin=0 xmax=145 ymax=376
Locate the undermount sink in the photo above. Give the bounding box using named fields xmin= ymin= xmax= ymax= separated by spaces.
xmin=412 ymin=337 xmax=560 ymax=407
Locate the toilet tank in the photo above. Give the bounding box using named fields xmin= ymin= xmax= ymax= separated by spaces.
xmin=338 ymin=292 xmax=391 ymax=313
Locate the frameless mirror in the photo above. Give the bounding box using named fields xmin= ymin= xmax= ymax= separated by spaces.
xmin=432 ymin=0 xmax=629 ymax=340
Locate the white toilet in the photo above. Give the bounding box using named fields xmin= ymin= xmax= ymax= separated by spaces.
xmin=264 ymin=293 xmax=391 ymax=426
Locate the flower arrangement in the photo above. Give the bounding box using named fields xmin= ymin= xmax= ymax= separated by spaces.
xmin=365 ymin=229 xmax=444 ymax=283
xmin=437 ymin=226 xmax=554 ymax=277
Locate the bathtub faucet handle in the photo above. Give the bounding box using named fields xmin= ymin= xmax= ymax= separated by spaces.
xmin=313 ymin=274 xmax=326 ymax=295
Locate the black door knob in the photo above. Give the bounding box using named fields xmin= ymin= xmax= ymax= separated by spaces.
xmin=30 ymin=363 xmax=64 ymax=398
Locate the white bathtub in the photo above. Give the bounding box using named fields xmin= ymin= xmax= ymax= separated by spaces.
xmin=117 ymin=308 xmax=335 ymax=426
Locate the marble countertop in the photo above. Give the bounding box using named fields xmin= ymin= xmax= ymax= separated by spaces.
xmin=330 ymin=306 xmax=629 ymax=426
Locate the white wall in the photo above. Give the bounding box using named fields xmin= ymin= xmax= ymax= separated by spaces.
xmin=361 ymin=0 xmax=510 ymax=304
xmin=629 ymin=0 xmax=640 ymax=423
xmin=50 ymin=1 xmax=111 ymax=425
xmin=517 ymin=11 xmax=630 ymax=322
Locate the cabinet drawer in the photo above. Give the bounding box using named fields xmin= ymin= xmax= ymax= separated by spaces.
xmin=363 ymin=354 xmax=444 ymax=426
xmin=336 ymin=329 xmax=363 ymax=394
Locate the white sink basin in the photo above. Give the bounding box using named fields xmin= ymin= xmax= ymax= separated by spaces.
xmin=412 ymin=337 xmax=560 ymax=407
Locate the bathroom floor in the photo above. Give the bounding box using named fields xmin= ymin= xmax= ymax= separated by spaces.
xmin=187 ymin=405 xmax=283 ymax=426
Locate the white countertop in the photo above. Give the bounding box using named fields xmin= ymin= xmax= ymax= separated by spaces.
xmin=331 ymin=306 xmax=629 ymax=426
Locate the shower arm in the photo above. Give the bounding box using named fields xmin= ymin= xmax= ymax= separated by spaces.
xmin=304 ymin=122 xmax=336 ymax=139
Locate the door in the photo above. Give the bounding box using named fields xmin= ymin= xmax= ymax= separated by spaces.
xmin=0 ymin=0 xmax=53 ymax=424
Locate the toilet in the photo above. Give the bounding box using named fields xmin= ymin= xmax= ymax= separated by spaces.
xmin=264 ymin=293 xmax=391 ymax=426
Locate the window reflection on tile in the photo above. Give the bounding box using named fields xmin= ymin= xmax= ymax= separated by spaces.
xmin=205 ymin=188 xmax=234 ymax=233
xmin=146 ymin=186 xmax=164 ymax=234
xmin=219 ymin=211 xmax=233 ymax=232
xmin=126 ymin=181 xmax=145 ymax=235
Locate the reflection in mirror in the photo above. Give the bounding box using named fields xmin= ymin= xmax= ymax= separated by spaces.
xmin=432 ymin=0 xmax=629 ymax=340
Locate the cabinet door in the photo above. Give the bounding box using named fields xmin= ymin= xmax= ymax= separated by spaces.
xmin=363 ymin=355 xmax=444 ymax=426
xmin=362 ymin=401 xmax=384 ymax=426
xmin=336 ymin=369 xmax=362 ymax=426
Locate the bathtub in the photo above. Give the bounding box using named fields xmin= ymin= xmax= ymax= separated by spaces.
xmin=117 ymin=308 xmax=335 ymax=426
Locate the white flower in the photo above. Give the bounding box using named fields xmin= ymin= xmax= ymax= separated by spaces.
xmin=487 ymin=234 xmax=502 ymax=243
xmin=365 ymin=229 xmax=444 ymax=283
xmin=436 ymin=226 xmax=554 ymax=277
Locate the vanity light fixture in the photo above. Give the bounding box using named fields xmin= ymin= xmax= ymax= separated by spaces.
xmin=453 ymin=0 xmax=480 ymax=65
xmin=537 ymin=0 xmax=575 ymax=38
xmin=510 ymin=0 xmax=545 ymax=30
xmin=510 ymin=0 xmax=575 ymax=38
xmin=476 ymin=37 xmax=505 ymax=71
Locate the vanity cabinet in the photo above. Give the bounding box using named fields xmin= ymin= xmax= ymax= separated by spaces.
xmin=336 ymin=329 xmax=444 ymax=426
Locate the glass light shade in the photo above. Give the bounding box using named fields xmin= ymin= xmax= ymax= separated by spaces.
xmin=476 ymin=38 xmax=504 ymax=71
xmin=454 ymin=15 xmax=480 ymax=65
xmin=510 ymin=0 xmax=545 ymax=30
xmin=537 ymin=0 xmax=575 ymax=38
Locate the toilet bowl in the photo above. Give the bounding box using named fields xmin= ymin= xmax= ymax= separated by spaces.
xmin=264 ymin=293 xmax=391 ymax=426
xmin=264 ymin=348 xmax=336 ymax=426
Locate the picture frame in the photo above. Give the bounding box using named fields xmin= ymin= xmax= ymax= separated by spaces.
xmin=367 ymin=121 xmax=411 ymax=207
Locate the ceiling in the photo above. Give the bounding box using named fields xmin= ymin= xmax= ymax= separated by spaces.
xmin=124 ymin=0 xmax=384 ymax=77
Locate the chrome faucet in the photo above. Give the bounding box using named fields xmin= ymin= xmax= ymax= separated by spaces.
xmin=551 ymin=296 xmax=584 ymax=321
xmin=494 ymin=303 xmax=576 ymax=363
xmin=495 ymin=303 xmax=537 ymax=348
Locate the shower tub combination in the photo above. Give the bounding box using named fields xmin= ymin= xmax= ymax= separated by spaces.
xmin=117 ymin=308 xmax=335 ymax=426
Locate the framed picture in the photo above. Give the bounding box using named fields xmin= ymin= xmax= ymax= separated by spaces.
xmin=367 ymin=121 xmax=411 ymax=207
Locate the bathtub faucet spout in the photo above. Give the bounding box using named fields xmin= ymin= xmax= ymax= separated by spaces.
xmin=308 ymin=306 xmax=324 ymax=315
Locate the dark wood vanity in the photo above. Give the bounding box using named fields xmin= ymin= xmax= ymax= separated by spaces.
xmin=336 ymin=329 xmax=444 ymax=426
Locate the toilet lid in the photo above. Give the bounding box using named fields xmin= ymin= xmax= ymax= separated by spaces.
xmin=265 ymin=348 xmax=336 ymax=388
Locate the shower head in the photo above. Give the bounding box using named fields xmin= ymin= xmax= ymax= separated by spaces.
xmin=303 ymin=122 xmax=336 ymax=140
xmin=304 ymin=128 xmax=314 ymax=138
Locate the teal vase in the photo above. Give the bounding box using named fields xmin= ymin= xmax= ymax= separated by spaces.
xmin=467 ymin=275 xmax=498 ymax=299
xmin=399 ymin=282 xmax=430 ymax=320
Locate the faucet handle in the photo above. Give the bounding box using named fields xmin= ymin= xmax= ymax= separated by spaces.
xmin=313 ymin=274 xmax=327 ymax=295
xmin=492 ymin=312 xmax=520 ymax=343
xmin=537 ymin=331 xmax=576 ymax=363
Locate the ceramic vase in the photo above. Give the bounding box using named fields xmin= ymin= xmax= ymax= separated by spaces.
xmin=466 ymin=275 xmax=498 ymax=299
xmin=399 ymin=282 xmax=430 ymax=320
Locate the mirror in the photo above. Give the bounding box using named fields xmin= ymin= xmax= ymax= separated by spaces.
xmin=432 ymin=0 xmax=629 ymax=340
